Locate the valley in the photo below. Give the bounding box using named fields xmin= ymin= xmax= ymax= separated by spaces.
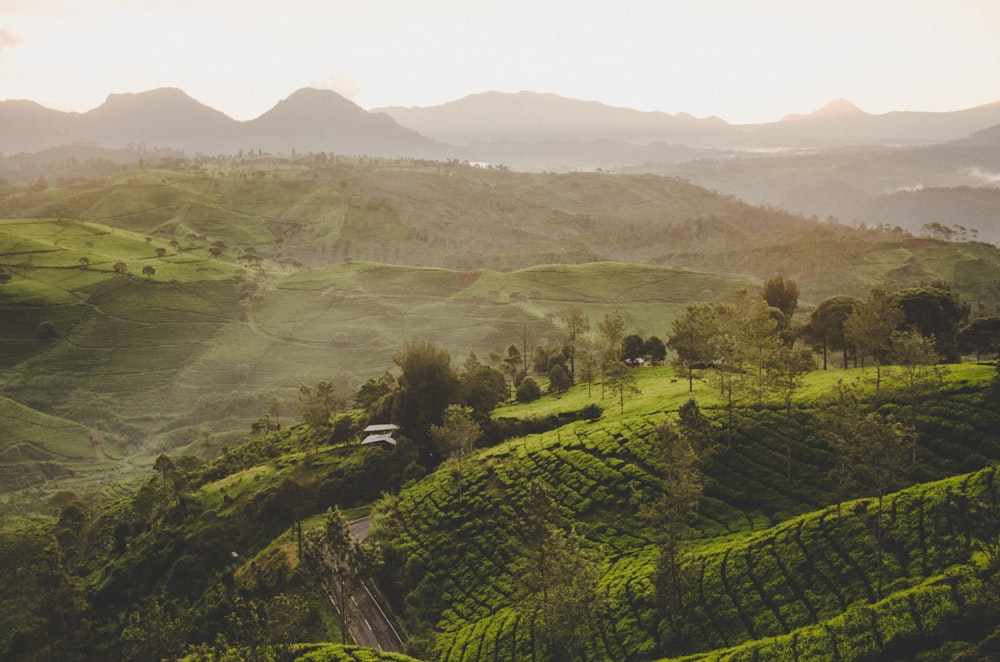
xmin=2 ymin=155 xmax=1000 ymax=661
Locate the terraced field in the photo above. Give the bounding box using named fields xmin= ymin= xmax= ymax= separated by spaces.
xmin=373 ymin=364 xmax=1000 ymax=660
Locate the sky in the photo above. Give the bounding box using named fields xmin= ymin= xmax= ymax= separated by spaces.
xmin=2 ymin=0 xmax=999 ymax=125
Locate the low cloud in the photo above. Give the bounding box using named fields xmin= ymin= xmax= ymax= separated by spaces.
xmin=963 ymin=167 xmax=1000 ymax=186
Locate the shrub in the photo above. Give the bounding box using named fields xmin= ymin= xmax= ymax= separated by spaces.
xmin=516 ymin=377 xmax=541 ymax=403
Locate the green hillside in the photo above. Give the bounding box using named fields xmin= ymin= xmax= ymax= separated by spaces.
xmin=3 ymin=360 xmax=997 ymax=660
xmin=368 ymin=364 xmax=1000 ymax=660
xmin=5 ymin=159 xmax=1000 ymax=505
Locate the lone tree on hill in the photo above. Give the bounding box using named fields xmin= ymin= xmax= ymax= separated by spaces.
xmin=142 ymin=265 xmax=156 ymax=279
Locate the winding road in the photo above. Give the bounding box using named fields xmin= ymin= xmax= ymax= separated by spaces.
xmin=328 ymin=516 xmax=406 ymax=653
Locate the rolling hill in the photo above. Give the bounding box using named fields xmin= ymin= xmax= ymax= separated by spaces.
xmin=4 ymin=158 xmax=1000 ymax=503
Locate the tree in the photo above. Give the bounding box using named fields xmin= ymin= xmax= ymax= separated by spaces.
xmin=807 ymin=295 xmax=861 ymax=369
xmin=640 ymin=419 xmax=704 ymax=653
xmin=621 ymin=333 xmax=645 ymax=363
xmin=353 ymin=371 xmax=396 ymax=411
xmin=668 ymin=302 xmax=718 ymax=392
xmin=36 ymin=320 xmax=57 ymax=339
xmin=958 ymin=316 xmax=1000 ymax=360
xmin=560 ymin=304 xmax=590 ymax=379
xmin=897 ymin=284 xmax=969 ymax=362
xmin=740 ymin=298 xmax=782 ymax=405
xmin=392 ymin=340 xmax=460 ymax=466
xmin=459 ymin=358 xmax=508 ymax=415
xmin=113 ymin=261 xmax=129 ymax=276
xmin=298 ymin=380 xmax=341 ymax=430
xmin=429 ymin=404 xmax=480 ymax=470
xmin=597 ymin=310 xmax=628 ymax=396
xmin=547 ymin=363 xmax=572 ymax=394
xmin=763 ymin=274 xmax=799 ymax=340
xmin=644 ymin=335 xmax=667 ymax=365
xmin=767 ymin=345 xmax=816 ymax=479
xmin=78 ymin=256 xmax=89 ymax=269
xmin=516 ymin=376 xmax=541 ymax=403
xmin=141 ymin=265 xmax=155 ymax=279
xmin=823 ymin=381 xmax=915 ymax=600
xmin=604 ymin=359 xmax=641 ymax=414
xmin=305 ymin=507 xmax=380 ymax=644
xmin=267 ymin=395 xmax=285 ymax=430
xmin=844 ymin=285 xmax=904 ymax=393
xmin=889 ymin=329 xmax=945 ymax=436
xmin=509 ymin=480 xmax=601 ymax=660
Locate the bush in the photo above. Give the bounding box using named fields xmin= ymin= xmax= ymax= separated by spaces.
xmin=516 ymin=377 xmax=541 ymax=403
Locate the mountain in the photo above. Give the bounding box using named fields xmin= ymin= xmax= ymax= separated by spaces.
xmin=0 ymin=99 xmax=78 ymax=153
xmin=376 ymin=90 xmax=728 ymax=145
xmin=380 ymin=92 xmax=1000 ymax=152
xmin=0 ymin=87 xmax=449 ymax=158
xmin=82 ymin=88 xmax=239 ymax=153
xmin=780 ymin=97 xmax=867 ymax=121
xmin=244 ymin=88 xmax=446 ymax=157
xmin=4 ymin=87 xmax=1000 ymax=170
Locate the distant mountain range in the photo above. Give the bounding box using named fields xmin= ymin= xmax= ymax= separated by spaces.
xmin=4 ymin=87 xmax=1000 ymax=163
xmin=0 ymin=87 xmax=446 ymax=158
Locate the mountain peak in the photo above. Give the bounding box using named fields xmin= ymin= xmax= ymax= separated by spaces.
xmin=782 ymin=98 xmax=866 ymax=122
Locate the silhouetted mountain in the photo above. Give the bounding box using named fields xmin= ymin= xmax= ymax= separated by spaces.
xmin=381 ymin=92 xmax=1000 ymax=152
xmin=781 ymin=98 xmax=867 ymax=121
xmin=959 ymin=124 xmax=1000 ymax=147
xmin=0 ymin=87 xmax=450 ymax=158
xmin=244 ymin=88 xmax=446 ymax=157
xmin=0 ymin=99 xmax=78 ymax=153
xmin=377 ymin=90 xmax=728 ymax=145
xmin=82 ymin=88 xmax=238 ymax=153
xmin=3 ymin=88 xmax=1000 ymax=169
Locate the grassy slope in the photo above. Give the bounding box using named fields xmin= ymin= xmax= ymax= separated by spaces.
xmin=373 ymin=364 xmax=1000 ymax=661
xmin=2 ymin=217 xmax=767 ymax=502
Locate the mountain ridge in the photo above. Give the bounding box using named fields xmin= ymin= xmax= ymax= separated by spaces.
xmin=4 ymin=87 xmax=1000 ymax=160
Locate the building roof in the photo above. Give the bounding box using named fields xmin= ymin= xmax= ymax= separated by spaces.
xmin=364 ymin=423 xmax=400 ymax=433
xmin=362 ymin=433 xmax=397 ymax=447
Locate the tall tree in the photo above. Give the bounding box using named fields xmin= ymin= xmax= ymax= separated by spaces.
xmin=640 ymin=419 xmax=704 ymax=653
xmin=807 ymin=295 xmax=861 ymax=369
xmin=298 ymin=380 xmax=341 ymax=430
xmin=430 ymin=404 xmax=481 ymax=499
xmin=740 ymin=299 xmax=782 ymax=405
xmin=897 ymin=283 xmax=969 ymax=361
xmin=844 ymin=285 xmax=904 ymax=394
xmin=560 ymin=304 xmax=590 ymax=379
xmin=823 ymin=381 xmax=915 ymax=601
xmin=305 ymin=507 xmax=380 ymax=644
xmin=668 ymin=302 xmax=718 ymax=392
xmin=509 ymin=480 xmax=601 ymax=660
xmin=889 ymin=329 xmax=945 ymax=437
xmin=763 ymin=274 xmax=799 ymax=340
xmin=597 ymin=311 xmax=628 ymax=399
xmin=392 ymin=340 xmax=460 ymax=467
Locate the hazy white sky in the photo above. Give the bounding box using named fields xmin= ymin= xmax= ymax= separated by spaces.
xmin=2 ymin=0 xmax=998 ymax=124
